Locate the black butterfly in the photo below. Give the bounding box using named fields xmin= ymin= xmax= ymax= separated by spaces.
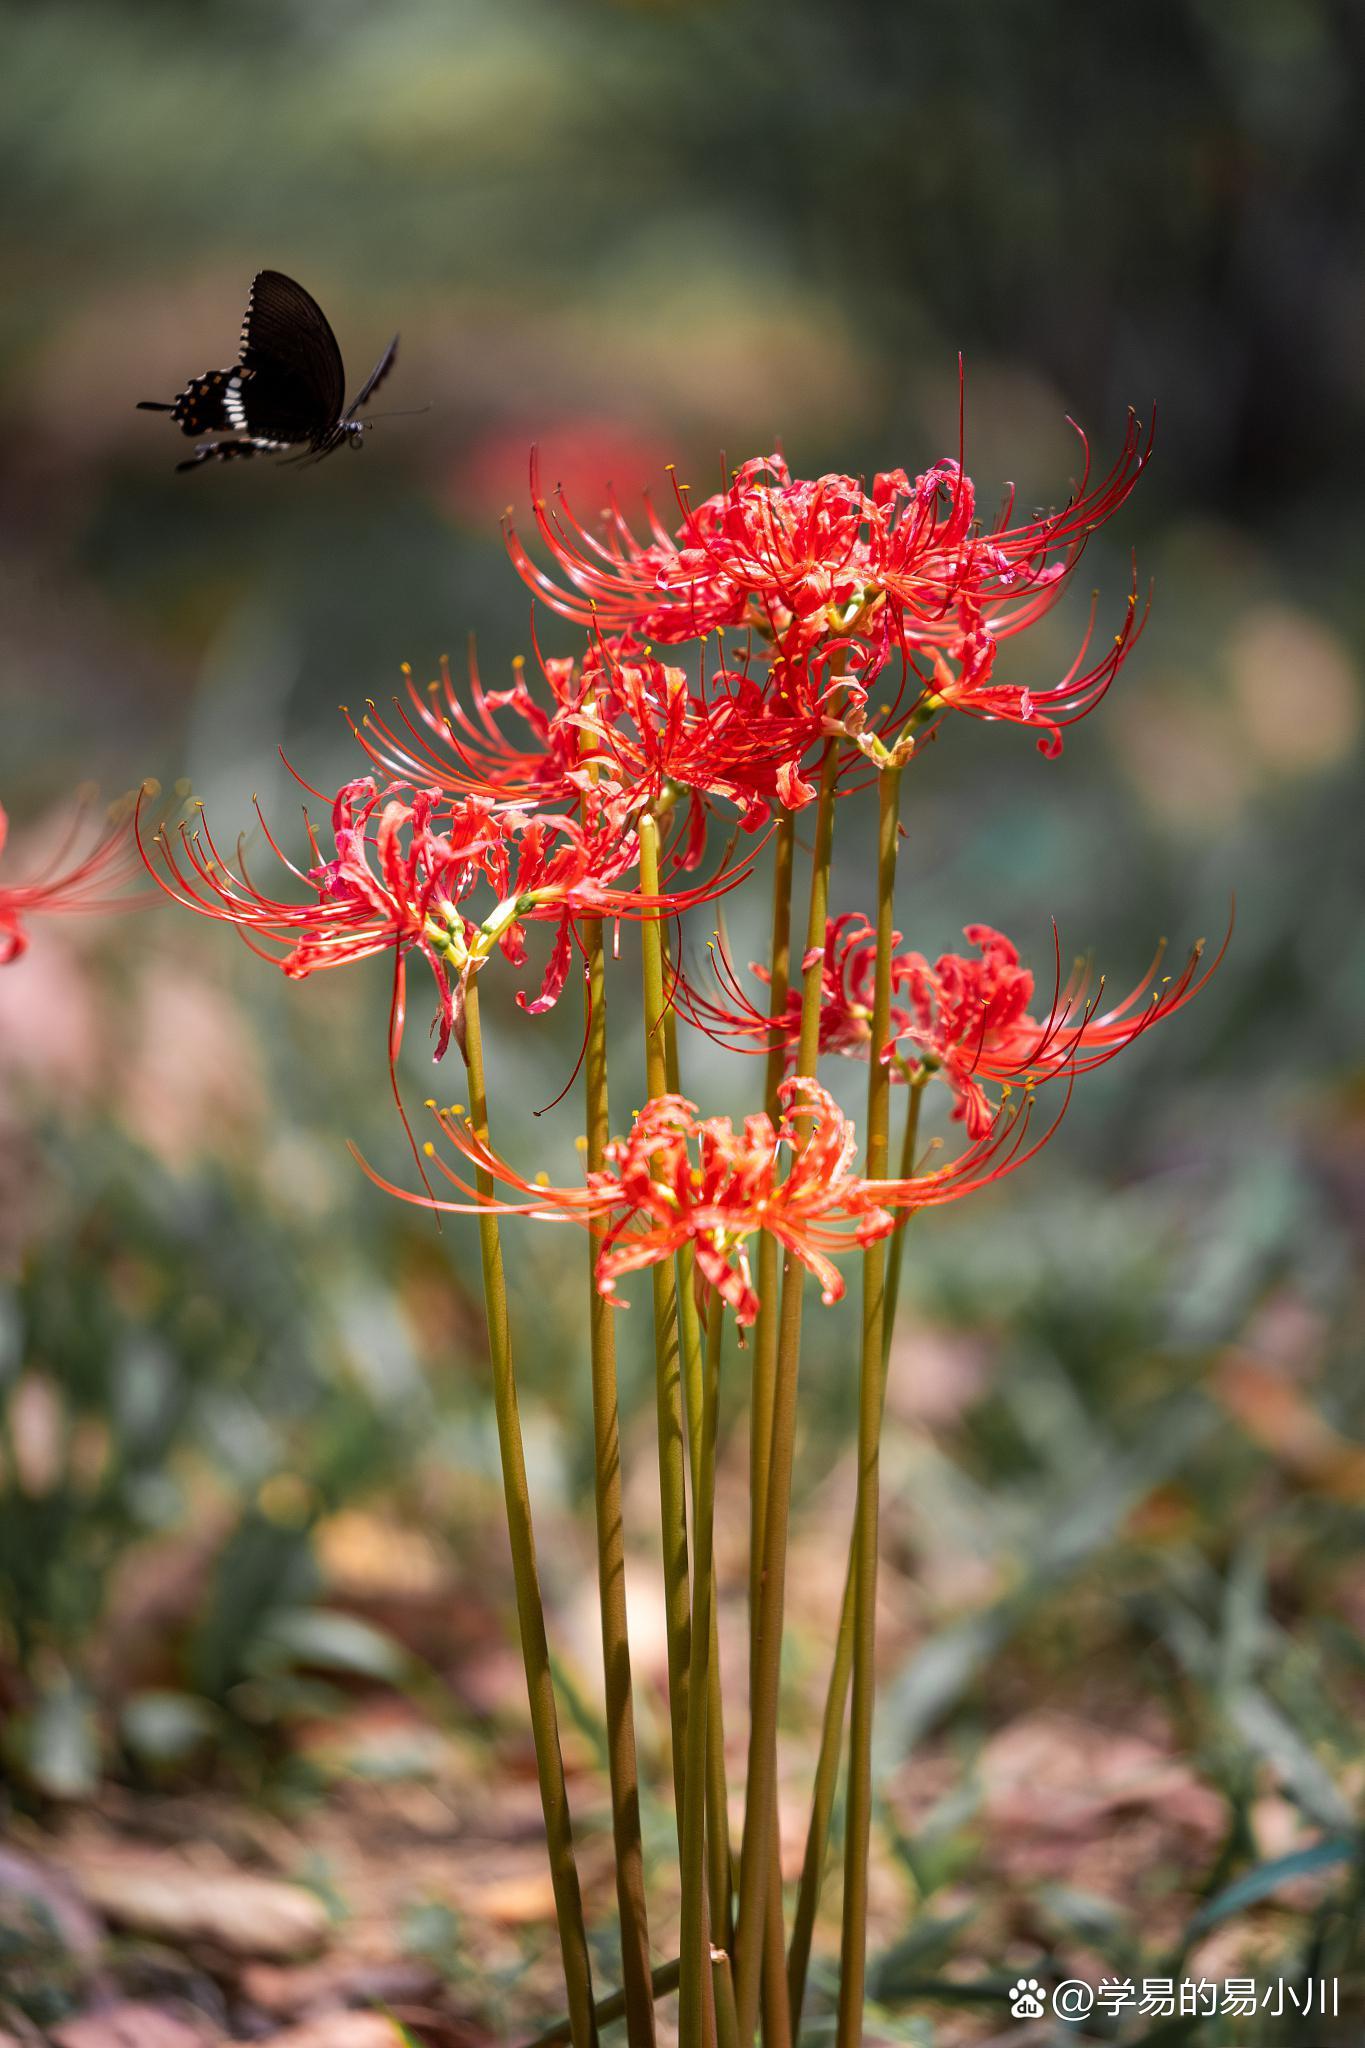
xmin=138 ymin=270 xmax=399 ymax=471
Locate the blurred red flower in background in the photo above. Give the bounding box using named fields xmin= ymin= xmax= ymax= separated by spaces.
xmin=0 ymin=793 xmax=143 ymax=965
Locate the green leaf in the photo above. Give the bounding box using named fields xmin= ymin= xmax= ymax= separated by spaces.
xmin=1226 ymin=1688 xmax=1354 ymax=1830
xmin=251 ymin=1606 xmax=412 ymax=1684
xmin=868 ymin=1908 xmax=977 ymax=2000
xmin=120 ymin=1689 xmax=220 ymax=1764
xmin=1186 ymin=1833 xmax=1358 ymax=1934
xmin=16 ymin=1677 xmax=100 ymax=1800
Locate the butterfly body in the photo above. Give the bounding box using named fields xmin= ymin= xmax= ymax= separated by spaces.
xmin=138 ymin=270 xmax=398 ymax=471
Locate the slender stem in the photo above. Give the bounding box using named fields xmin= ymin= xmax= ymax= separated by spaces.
xmin=461 ymin=974 xmax=599 ymax=2048
xmin=835 ymin=762 xmax=903 ymax=2048
xmin=679 ymin=1241 xmax=735 ymax=1945
xmin=734 ymin=740 xmax=839 ymax=2044
xmin=787 ymin=1074 xmax=925 ymax=2029
xmin=679 ymin=1291 xmax=725 ymax=2048
xmin=880 ymin=1071 xmax=927 ymax=1376
xmin=760 ymin=1843 xmax=793 ymax=2048
xmin=525 ymin=1959 xmax=682 ymax=2048
xmin=666 ymin=967 xmax=738 ymax=2048
xmin=749 ymin=814 xmax=797 ymax=2048
xmin=675 ymin=1241 xmax=738 ymax=2048
xmin=583 ymin=915 xmax=656 ymax=2048
xmin=638 ymin=812 xmax=694 ymax=1832
xmin=750 ymin=812 xmax=796 ymax=1655
xmin=713 ymin=1954 xmax=741 ymax=2048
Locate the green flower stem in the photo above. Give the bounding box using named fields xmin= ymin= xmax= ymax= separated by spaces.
xmin=525 ymin=1959 xmax=683 ymax=2048
xmin=583 ymin=912 xmax=656 ymax=2048
xmin=678 ymin=1256 xmax=734 ymax=1951
xmin=750 ymin=810 xmax=796 ymax=1654
xmin=675 ymin=1242 xmax=740 ymax=2048
xmin=787 ymin=1072 xmax=925 ymax=2029
xmin=760 ymin=1851 xmax=793 ymax=2048
xmin=880 ymin=1070 xmax=927 ymax=1378
xmin=460 ymin=973 xmax=599 ymax=2048
xmin=835 ymin=762 xmax=903 ymax=2048
xmin=664 ymin=971 xmax=739 ymax=2048
xmin=733 ymin=739 xmax=839 ymax=2045
xmin=678 ymin=1289 xmax=726 ymax=2048
xmin=712 ymin=1954 xmax=741 ymax=2048
xmin=638 ymin=812 xmax=694 ymax=1838
xmin=751 ymin=815 xmax=798 ymax=2048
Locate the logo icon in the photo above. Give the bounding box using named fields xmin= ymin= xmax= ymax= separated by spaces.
xmin=1009 ymin=1978 xmax=1046 ymax=2019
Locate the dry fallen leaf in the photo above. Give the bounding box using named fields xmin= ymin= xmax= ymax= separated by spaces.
xmin=256 ymin=2017 xmax=407 ymax=2048
xmin=981 ymin=1711 xmax=1224 ymax=1840
xmin=65 ymin=1851 xmax=330 ymax=1960
xmin=1213 ymin=1353 xmax=1365 ymax=1498
xmin=50 ymin=2002 xmax=218 ymax=2048
xmin=240 ymin=1954 xmax=441 ymax=2019
xmin=472 ymin=1869 xmax=557 ymax=1927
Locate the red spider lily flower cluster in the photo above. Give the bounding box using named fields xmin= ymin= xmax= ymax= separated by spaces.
xmin=139 ymin=376 xmax=1201 ymax=1296
xmin=1 ymin=792 xmax=143 ymax=965
xmin=359 ymin=1076 xmax=1062 ymax=1327
xmin=890 ymin=921 xmax=1225 ymax=1135
xmin=678 ymin=914 xmax=909 ymax=1063
xmin=131 ymin=383 xmax=1220 ymax=2048
xmin=507 ymin=402 xmax=1152 ymax=757
xmin=682 ymin=916 xmax=1223 ymax=1140
xmin=350 ymin=634 xmax=845 ymax=843
xmin=141 ymin=769 xmax=761 ymax=1060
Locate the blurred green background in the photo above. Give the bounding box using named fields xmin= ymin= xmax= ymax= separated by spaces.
xmin=1 ymin=2 xmax=1363 ymax=2042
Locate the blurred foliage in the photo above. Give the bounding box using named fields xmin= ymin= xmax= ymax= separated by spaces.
xmin=0 ymin=1119 xmax=432 ymax=1797
xmin=0 ymin=0 xmax=1363 ymax=2040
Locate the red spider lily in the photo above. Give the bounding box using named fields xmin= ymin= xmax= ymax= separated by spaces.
xmin=485 ymin=790 xmax=764 ymax=1014
xmin=866 ymin=410 xmax=1149 ymax=648
xmin=892 ymin=920 xmax=1225 ymax=1135
xmin=346 ymin=645 xmax=592 ymax=810
xmin=680 ymin=911 xmax=1221 ymax=1132
xmin=507 ymin=452 xmax=878 ymax=667
xmin=506 ymin=408 xmax=1152 ymax=752
xmin=571 ymin=640 xmax=851 ymax=839
xmin=356 ymin=1073 xmax=1067 ymax=1327
xmin=1 ymin=792 xmax=144 ymax=965
xmin=139 ymin=777 xmax=510 ymax=1061
xmin=140 ymin=772 xmax=763 ymax=1041
xmin=678 ymin=914 xmax=914 ymax=1063
xmin=349 ymin=635 xmax=845 ymax=851
xmin=904 ymin=557 xmax=1148 ymax=757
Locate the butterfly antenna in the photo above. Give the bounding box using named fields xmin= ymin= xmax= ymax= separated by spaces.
xmin=363 ymin=403 xmax=434 ymax=423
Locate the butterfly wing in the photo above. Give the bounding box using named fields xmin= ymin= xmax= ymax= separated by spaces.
xmin=137 ymin=370 xmax=245 ymax=436
xmin=236 ymin=270 xmax=346 ymax=442
xmin=345 ymin=335 xmax=400 ymax=420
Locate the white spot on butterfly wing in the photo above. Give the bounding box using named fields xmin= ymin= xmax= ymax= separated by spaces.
xmin=224 ymin=377 xmax=248 ymax=429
